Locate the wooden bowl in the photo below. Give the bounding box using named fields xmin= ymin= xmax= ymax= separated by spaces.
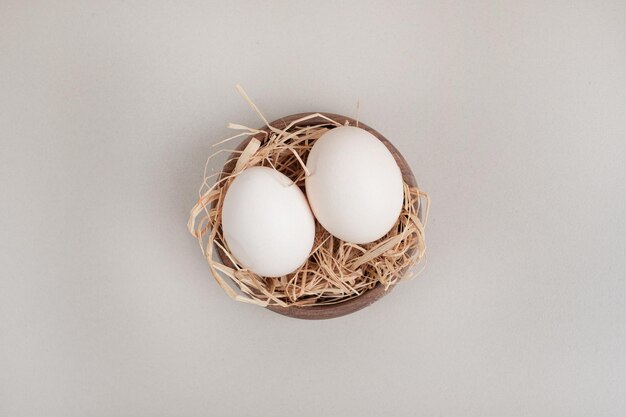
xmin=218 ymin=113 xmax=420 ymax=320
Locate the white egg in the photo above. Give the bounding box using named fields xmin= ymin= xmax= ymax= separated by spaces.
xmin=221 ymin=166 xmax=315 ymax=277
xmin=305 ymin=126 xmax=404 ymax=244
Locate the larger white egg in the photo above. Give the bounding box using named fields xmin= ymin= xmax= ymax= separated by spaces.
xmin=221 ymin=166 xmax=315 ymax=277
xmin=305 ymin=126 xmax=404 ymax=244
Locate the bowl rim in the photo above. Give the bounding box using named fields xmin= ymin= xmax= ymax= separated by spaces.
xmin=217 ymin=112 xmax=421 ymax=320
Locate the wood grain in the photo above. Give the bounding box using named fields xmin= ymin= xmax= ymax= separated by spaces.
xmin=217 ymin=113 xmax=421 ymax=320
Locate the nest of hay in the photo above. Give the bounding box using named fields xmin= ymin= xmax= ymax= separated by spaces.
xmin=188 ymin=91 xmax=428 ymax=310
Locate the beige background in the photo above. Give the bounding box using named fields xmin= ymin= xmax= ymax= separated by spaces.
xmin=1 ymin=1 xmax=625 ymax=416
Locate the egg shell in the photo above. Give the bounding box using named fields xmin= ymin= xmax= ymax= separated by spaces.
xmin=221 ymin=166 xmax=315 ymax=277
xmin=305 ymin=126 xmax=404 ymax=244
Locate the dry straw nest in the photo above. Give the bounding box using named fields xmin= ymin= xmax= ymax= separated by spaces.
xmin=188 ymin=92 xmax=429 ymax=319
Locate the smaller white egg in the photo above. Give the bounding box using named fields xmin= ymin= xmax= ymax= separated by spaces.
xmin=221 ymin=166 xmax=315 ymax=277
xmin=305 ymin=126 xmax=404 ymax=244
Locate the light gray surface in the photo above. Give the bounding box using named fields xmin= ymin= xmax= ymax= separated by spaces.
xmin=1 ymin=1 xmax=625 ymax=416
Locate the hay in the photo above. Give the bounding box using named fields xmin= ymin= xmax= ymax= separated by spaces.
xmin=187 ymin=90 xmax=429 ymax=308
